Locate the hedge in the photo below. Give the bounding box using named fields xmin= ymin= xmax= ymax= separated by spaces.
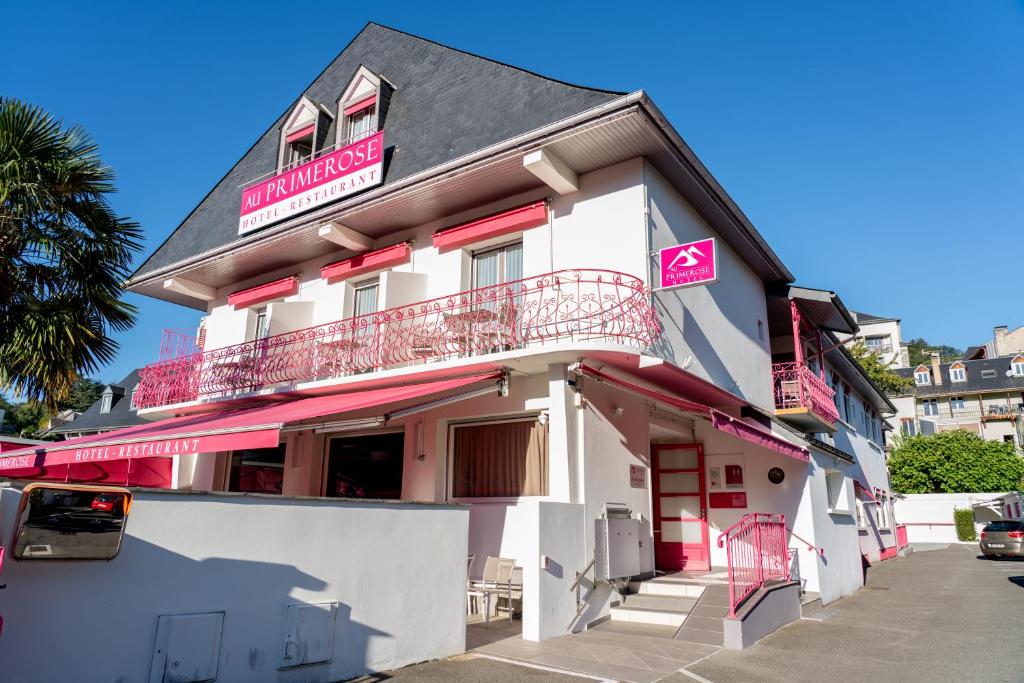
xmin=954 ymin=507 xmax=976 ymax=542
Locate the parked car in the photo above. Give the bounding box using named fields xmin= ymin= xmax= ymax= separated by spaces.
xmin=90 ymin=494 xmax=122 ymax=515
xmin=980 ymin=520 xmax=1024 ymax=558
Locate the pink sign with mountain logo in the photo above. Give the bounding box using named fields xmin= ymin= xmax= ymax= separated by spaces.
xmin=658 ymin=237 xmax=718 ymax=290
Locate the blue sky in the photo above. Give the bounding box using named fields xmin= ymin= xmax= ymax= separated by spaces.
xmin=3 ymin=1 xmax=1022 ymax=385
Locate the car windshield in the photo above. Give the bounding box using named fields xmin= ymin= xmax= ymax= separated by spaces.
xmin=984 ymin=520 xmax=1023 ymax=532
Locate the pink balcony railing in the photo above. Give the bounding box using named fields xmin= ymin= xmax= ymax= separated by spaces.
xmin=771 ymin=362 xmax=840 ymax=425
xmin=135 ymin=269 xmax=659 ymax=409
xmin=717 ymin=512 xmax=791 ymax=617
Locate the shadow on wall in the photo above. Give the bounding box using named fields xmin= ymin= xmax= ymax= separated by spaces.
xmin=0 ymin=535 xmax=391 ymax=682
xmin=651 ymin=293 xmax=743 ymax=398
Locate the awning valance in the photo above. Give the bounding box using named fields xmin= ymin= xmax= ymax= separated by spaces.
xmin=579 ymin=364 xmax=809 ymax=462
xmin=0 ymin=372 xmax=501 ymax=479
xmin=854 ymin=480 xmax=878 ymax=502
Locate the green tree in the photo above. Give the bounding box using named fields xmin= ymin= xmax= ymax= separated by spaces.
xmin=848 ymin=342 xmax=913 ymax=394
xmin=0 ymin=98 xmax=140 ymax=409
xmin=58 ymin=377 xmax=106 ymax=413
xmin=889 ymin=430 xmax=1024 ymax=494
xmin=906 ymin=337 xmax=963 ymax=366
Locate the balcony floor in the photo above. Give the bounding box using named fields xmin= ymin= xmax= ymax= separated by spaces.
xmin=775 ymin=407 xmax=836 ymax=434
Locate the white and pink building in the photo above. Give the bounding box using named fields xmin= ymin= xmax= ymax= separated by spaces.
xmin=0 ymin=23 xmax=904 ymax=656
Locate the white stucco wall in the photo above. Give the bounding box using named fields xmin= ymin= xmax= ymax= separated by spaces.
xmin=799 ymin=449 xmax=863 ymax=604
xmin=0 ymin=488 xmax=468 ymax=683
xmin=894 ymin=493 xmax=1014 ymax=543
xmin=644 ymin=163 xmax=774 ymax=410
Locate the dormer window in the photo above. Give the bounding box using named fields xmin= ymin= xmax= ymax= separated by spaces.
xmin=914 ymin=367 xmax=931 ymax=385
xmin=278 ymin=96 xmax=330 ymax=173
xmin=284 ymin=124 xmax=314 ymax=169
xmin=949 ymin=362 xmax=967 ymax=383
xmin=337 ymin=66 xmax=390 ymax=148
xmin=1012 ymin=356 xmax=1024 ymax=377
xmin=100 ymin=387 xmax=114 ymax=414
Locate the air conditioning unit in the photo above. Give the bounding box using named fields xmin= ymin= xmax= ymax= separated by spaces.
xmin=595 ymin=505 xmax=641 ymax=581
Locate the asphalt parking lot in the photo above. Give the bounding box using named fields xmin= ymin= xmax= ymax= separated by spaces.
xmin=682 ymin=543 xmax=1024 ymax=683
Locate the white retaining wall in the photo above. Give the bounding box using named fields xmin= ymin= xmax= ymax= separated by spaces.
xmin=0 ymin=488 xmax=469 ymax=683
xmin=894 ymin=492 xmax=1014 ymax=543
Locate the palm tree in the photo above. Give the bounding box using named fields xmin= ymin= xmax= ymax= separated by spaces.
xmin=0 ymin=98 xmax=141 ymax=409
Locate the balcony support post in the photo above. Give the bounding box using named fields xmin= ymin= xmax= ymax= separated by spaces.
xmin=790 ymin=301 xmax=806 ymax=408
xmin=815 ymin=329 xmax=825 ymax=381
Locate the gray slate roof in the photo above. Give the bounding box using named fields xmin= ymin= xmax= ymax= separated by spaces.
xmin=132 ymin=23 xmax=623 ymax=280
xmin=49 ymin=369 xmax=148 ymax=435
xmin=851 ymin=310 xmax=898 ymax=324
xmin=895 ymin=357 xmax=1024 ymax=398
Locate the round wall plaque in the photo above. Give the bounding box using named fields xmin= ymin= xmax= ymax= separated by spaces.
xmin=768 ymin=467 xmax=785 ymax=484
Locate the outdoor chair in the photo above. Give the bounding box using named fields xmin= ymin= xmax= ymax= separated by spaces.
xmin=467 ymin=556 xmax=516 ymax=624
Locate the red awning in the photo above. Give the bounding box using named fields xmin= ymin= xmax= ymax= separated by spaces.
xmin=343 ymin=94 xmax=376 ymax=116
xmin=579 ymin=364 xmax=809 ymax=463
xmin=0 ymin=373 xmax=501 ymax=480
xmin=709 ymin=410 xmax=809 ymax=463
xmin=285 ymin=124 xmax=315 ymax=143
xmin=432 ymin=201 xmax=548 ymax=253
xmin=854 ymin=480 xmax=878 ymax=502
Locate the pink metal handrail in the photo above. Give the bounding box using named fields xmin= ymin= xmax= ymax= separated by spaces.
xmin=716 ymin=512 xmax=790 ymax=617
xmin=771 ymin=362 xmax=840 ymax=425
xmin=135 ymin=269 xmax=659 ymax=409
xmin=787 ymin=526 xmax=825 ymax=559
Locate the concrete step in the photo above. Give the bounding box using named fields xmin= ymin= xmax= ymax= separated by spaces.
xmin=588 ymin=619 xmax=681 ymax=639
xmin=610 ymin=605 xmax=687 ymax=627
xmin=629 ymin=579 xmax=706 ymax=598
xmin=800 ymin=591 xmax=822 ymax=616
xmin=618 ymin=593 xmax=698 ymax=612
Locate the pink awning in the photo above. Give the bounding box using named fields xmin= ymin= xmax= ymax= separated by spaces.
xmin=320 ymin=242 xmax=411 ymax=282
xmin=579 ymin=364 xmax=808 ymax=462
xmin=432 ymin=201 xmax=548 ymax=253
xmin=0 ymin=372 xmax=501 ymax=480
xmin=709 ymin=410 xmax=809 ymax=463
xmin=227 ymin=276 xmax=299 ymax=309
xmin=854 ymin=480 xmax=878 ymax=502
xmin=285 ymin=124 xmax=314 ymax=143
xmin=343 ymin=94 xmax=376 ymax=116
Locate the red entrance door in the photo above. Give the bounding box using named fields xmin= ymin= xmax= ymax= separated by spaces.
xmin=652 ymin=444 xmax=709 ymax=571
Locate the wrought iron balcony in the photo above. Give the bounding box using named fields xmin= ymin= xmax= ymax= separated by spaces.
xmin=135 ymin=269 xmax=659 ymax=409
xmin=772 ymin=362 xmax=840 ymax=431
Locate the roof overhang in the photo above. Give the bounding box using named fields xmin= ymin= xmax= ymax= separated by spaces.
xmin=127 ymin=92 xmax=794 ymax=309
xmin=768 ymin=285 xmax=859 ymax=335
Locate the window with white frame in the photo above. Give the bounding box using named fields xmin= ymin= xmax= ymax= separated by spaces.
xmin=1012 ymin=357 xmax=1024 ymax=376
xmin=949 ymin=365 xmax=966 ymax=383
xmin=843 ymin=384 xmax=852 ymax=424
xmin=855 ymin=499 xmax=867 ymax=528
xmin=950 ymin=396 xmax=966 ymax=412
xmin=914 ymin=368 xmax=931 ymax=385
xmin=876 ymin=495 xmax=890 ymax=528
xmin=99 ymin=388 xmax=113 ymax=414
xmin=825 ymin=470 xmax=852 ymax=515
xmin=901 ymin=418 xmax=917 ymax=436
xmin=922 ymin=399 xmax=939 ymax=416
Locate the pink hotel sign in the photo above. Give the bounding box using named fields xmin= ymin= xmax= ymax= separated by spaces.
xmin=658 ymin=237 xmax=718 ymax=290
xmin=238 ymin=131 xmax=384 ymax=234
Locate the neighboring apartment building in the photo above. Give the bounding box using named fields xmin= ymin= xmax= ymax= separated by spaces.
xmin=849 ymin=311 xmax=908 ymax=368
xmin=893 ymin=353 xmax=1024 ymax=448
xmin=47 ymin=370 xmax=146 ymax=440
xmin=963 ymin=324 xmax=1024 ymax=361
xmin=0 ymin=24 xmax=902 ymax=643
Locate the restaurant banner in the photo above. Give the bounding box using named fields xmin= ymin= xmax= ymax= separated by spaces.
xmin=239 ymin=131 xmax=384 ymax=234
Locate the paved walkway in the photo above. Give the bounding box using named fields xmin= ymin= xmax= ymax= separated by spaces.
xmin=374 ymin=545 xmax=1023 ymax=682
